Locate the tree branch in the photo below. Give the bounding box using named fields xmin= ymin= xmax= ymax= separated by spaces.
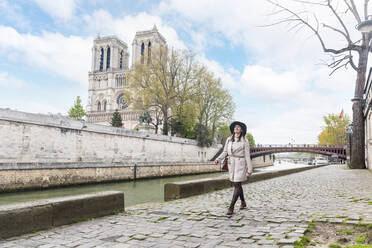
xmin=349 ymin=50 xmax=358 ymax=71
xmin=345 ymin=0 xmax=361 ymax=23
xmin=322 ymin=23 xmax=349 ymax=43
xmin=265 ymin=0 xmax=361 ymax=55
xmin=326 ymin=0 xmax=352 ymax=44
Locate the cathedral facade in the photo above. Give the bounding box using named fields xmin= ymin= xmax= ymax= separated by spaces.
xmin=85 ymin=25 xmax=167 ymax=129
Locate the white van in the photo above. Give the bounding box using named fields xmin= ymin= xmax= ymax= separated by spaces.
xmin=315 ymin=157 xmax=329 ymax=165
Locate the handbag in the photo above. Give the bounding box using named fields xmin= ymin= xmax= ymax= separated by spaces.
xmin=222 ymin=157 xmax=228 ymax=171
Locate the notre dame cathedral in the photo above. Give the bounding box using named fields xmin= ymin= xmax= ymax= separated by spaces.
xmin=85 ymin=25 xmax=167 ymax=129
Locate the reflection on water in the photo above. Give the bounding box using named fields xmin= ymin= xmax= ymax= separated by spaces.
xmin=0 ymin=172 xmax=223 ymax=207
xmin=254 ymin=160 xmax=310 ymax=172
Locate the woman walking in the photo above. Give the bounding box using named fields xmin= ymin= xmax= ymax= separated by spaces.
xmin=214 ymin=121 xmax=253 ymax=215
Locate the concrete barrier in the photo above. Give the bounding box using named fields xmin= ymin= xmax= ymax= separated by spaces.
xmin=0 ymin=191 xmax=124 ymax=239
xmin=164 ymin=164 xmax=328 ymax=201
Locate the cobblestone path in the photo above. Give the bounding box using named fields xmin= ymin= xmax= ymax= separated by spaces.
xmin=1 ymin=164 xmax=371 ymax=248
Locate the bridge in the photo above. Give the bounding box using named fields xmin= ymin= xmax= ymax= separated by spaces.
xmin=250 ymin=144 xmax=346 ymax=160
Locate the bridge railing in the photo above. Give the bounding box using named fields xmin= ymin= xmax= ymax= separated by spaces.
xmin=253 ymin=144 xmax=345 ymax=148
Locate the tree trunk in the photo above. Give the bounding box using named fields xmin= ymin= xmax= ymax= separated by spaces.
xmin=211 ymin=119 xmax=216 ymax=141
xmin=350 ymin=46 xmax=368 ymax=169
xmin=162 ymin=107 xmax=168 ymax=135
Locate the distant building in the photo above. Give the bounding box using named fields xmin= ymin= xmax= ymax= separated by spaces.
xmin=85 ymin=25 xmax=167 ymax=129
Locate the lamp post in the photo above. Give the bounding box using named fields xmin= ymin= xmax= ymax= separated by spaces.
xmin=356 ymin=19 xmax=372 ymax=33
xmin=346 ymin=122 xmax=354 ymax=165
xmin=348 ymin=19 xmax=372 ymax=169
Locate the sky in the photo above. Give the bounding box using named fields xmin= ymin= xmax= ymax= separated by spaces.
xmin=0 ymin=0 xmax=366 ymax=144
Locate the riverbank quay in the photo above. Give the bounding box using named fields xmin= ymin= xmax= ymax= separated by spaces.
xmin=1 ymin=164 xmax=371 ymax=247
xmin=164 ymin=164 xmax=328 ymax=201
xmin=0 ymin=191 xmax=124 ymax=239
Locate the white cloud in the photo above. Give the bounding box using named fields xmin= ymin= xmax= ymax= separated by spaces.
xmin=0 ymin=0 xmax=30 ymax=29
xmin=0 ymin=25 xmax=92 ymax=87
xmin=240 ymin=65 xmax=308 ymax=101
xmin=83 ymin=10 xmax=187 ymax=57
xmin=157 ymin=0 xmax=363 ymax=70
xmin=33 ymin=0 xmax=78 ymax=21
xmin=1 ymin=102 xmax=66 ymax=115
xmin=196 ymin=54 xmax=239 ymax=89
xmin=0 ymin=72 xmax=28 ymax=89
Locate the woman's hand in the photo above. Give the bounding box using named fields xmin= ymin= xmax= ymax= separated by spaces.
xmin=214 ymin=159 xmax=219 ymax=165
xmin=247 ymin=172 xmax=252 ymax=177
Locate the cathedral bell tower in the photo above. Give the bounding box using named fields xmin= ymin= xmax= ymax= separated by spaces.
xmin=85 ymin=36 xmax=139 ymax=128
xmin=131 ymin=25 xmax=167 ymax=67
xmin=85 ymin=26 xmax=167 ymax=130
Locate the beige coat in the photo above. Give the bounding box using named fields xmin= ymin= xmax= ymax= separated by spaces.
xmin=218 ymin=136 xmax=253 ymax=182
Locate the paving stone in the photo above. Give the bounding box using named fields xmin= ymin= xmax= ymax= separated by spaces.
xmin=278 ymin=238 xmax=300 ymax=244
xmin=1 ymin=165 xmax=371 ymax=247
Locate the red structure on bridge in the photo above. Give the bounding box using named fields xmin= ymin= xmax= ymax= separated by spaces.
xmin=250 ymin=145 xmax=346 ymax=160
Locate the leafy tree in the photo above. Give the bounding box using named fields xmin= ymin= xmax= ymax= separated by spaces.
xmin=246 ymin=132 xmax=256 ymax=147
xmin=111 ymin=110 xmax=123 ymax=127
xmin=170 ymin=103 xmax=198 ymax=138
xmin=318 ymin=113 xmax=350 ymax=145
xmin=129 ymin=46 xmax=235 ymax=142
xmin=216 ymin=125 xmax=231 ymax=144
xmin=129 ymin=47 xmax=186 ymax=135
xmin=172 ymin=50 xmax=199 ymax=133
xmin=207 ymin=86 xmax=235 ymax=140
xmin=264 ymin=0 xmax=370 ymax=168
xmin=68 ymin=96 xmax=86 ymax=120
xmin=193 ymin=69 xmax=235 ymax=142
xmin=195 ymin=123 xmax=213 ymax=147
xmin=139 ymin=111 xmax=152 ymax=125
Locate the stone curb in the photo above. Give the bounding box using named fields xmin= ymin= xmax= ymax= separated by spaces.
xmin=0 ymin=191 xmax=124 ymax=239
xmin=164 ymin=164 xmax=329 ymax=201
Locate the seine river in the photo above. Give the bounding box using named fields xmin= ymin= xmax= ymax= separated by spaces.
xmin=0 ymin=160 xmax=310 ymax=207
xmin=0 ymin=172 xmax=224 ymax=207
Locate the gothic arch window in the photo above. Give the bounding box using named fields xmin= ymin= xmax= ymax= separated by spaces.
xmin=99 ymin=48 xmax=104 ymax=72
xmin=141 ymin=42 xmax=145 ymax=64
xmin=117 ymin=93 xmax=128 ymax=109
xmin=148 ymin=41 xmax=151 ymax=64
xmin=116 ymin=75 xmax=124 ymax=88
xmin=97 ymin=101 xmax=101 ymax=111
xmin=123 ymin=75 xmax=127 ymax=85
xmin=106 ymin=47 xmax=111 ymax=69
xmin=103 ymin=100 xmax=107 ymax=111
xmin=120 ymin=50 xmax=123 ymax=69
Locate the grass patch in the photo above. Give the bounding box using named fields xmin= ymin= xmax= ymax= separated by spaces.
xmin=157 ymin=216 xmax=168 ymax=222
xmin=294 ymin=236 xmax=311 ymax=248
xmin=308 ymin=221 xmax=316 ymax=228
xmin=329 ymin=244 xmax=342 ymax=248
xmin=72 ymin=218 xmax=91 ymax=223
xmin=356 ymin=233 xmax=367 ymax=244
xmin=344 ymin=245 xmax=372 ymax=248
xmin=338 ymin=228 xmax=354 ymax=235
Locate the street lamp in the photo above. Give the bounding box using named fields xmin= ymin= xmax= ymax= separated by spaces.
xmin=356 ymin=19 xmax=372 ymax=32
xmin=347 ymin=122 xmax=354 ymax=135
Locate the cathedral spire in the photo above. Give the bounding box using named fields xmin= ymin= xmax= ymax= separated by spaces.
xmin=152 ymin=24 xmax=158 ymax=31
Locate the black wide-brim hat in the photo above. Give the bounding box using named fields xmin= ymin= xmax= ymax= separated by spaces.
xmin=230 ymin=121 xmax=247 ymax=136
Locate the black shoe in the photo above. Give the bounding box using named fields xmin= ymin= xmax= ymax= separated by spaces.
xmin=227 ymin=208 xmax=234 ymax=215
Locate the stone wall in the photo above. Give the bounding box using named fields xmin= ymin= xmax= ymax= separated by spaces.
xmin=0 ymin=163 xmax=220 ymax=192
xmin=0 ymin=108 xmax=220 ymax=164
xmin=252 ymin=154 xmax=274 ymax=168
xmin=0 ymin=108 xmax=274 ymax=191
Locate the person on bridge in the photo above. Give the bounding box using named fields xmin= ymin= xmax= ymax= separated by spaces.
xmin=214 ymin=121 xmax=253 ymax=215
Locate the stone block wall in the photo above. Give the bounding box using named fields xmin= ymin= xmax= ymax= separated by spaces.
xmin=0 ymin=108 xmax=220 ymax=164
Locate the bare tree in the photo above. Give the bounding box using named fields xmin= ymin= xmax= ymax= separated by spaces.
xmin=265 ymin=0 xmax=370 ymax=169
